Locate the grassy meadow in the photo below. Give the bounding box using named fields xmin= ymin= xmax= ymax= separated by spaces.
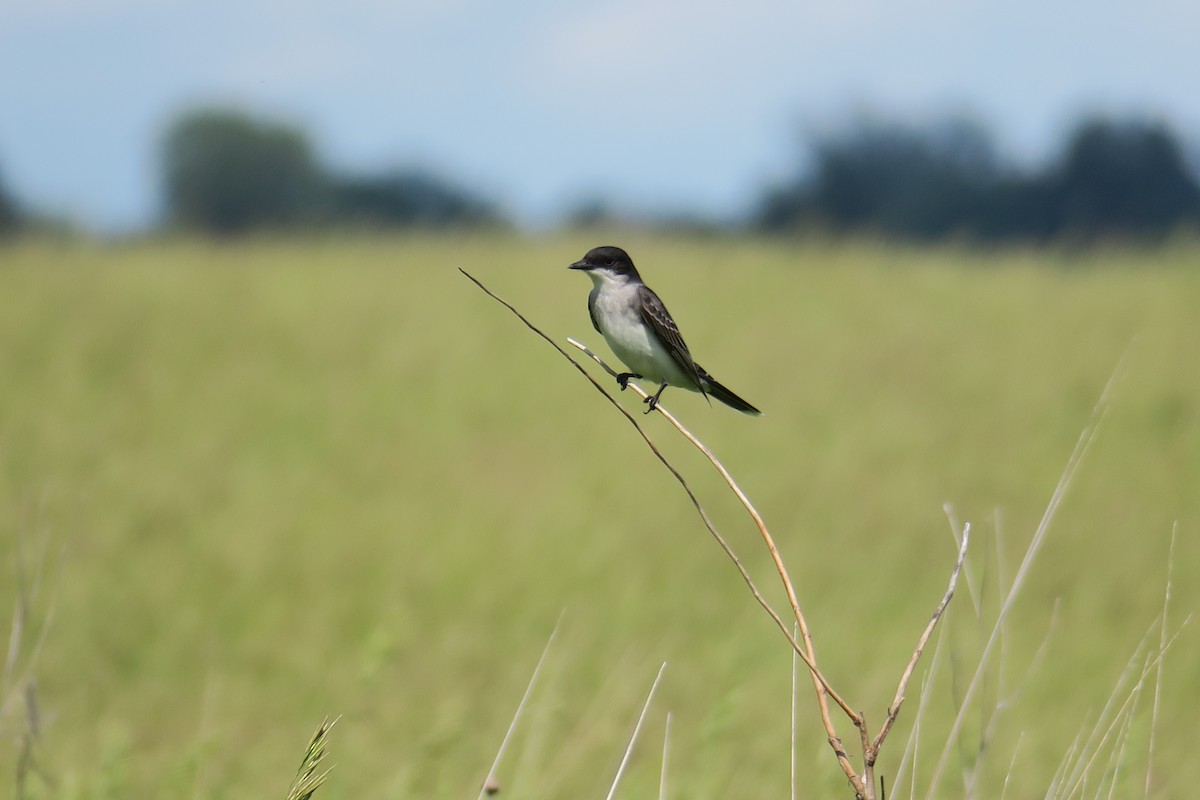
xmin=1 ymin=234 xmax=1198 ymax=798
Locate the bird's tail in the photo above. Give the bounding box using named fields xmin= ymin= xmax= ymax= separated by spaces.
xmin=699 ymin=369 xmax=761 ymax=416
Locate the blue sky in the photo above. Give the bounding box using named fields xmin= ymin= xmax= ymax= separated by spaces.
xmin=1 ymin=0 xmax=1197 ymax=231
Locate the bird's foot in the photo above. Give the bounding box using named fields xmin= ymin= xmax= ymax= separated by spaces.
xmin=616 ymin=372 xmax=642 ymax=391
xmin=643 ymin=384 xmax=667 ymax=414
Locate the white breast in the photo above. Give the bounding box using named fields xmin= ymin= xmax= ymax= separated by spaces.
xmin=589 ymin=280 xmax=694 ymax=388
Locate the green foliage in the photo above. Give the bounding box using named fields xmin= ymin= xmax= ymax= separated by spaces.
xmin=759 ymin=114 xmax=1200 ymax=241
xmin=0 ymin=235 xmax=1197 ymax=798
xmin=1055 ymin=118 xmax=1200 ymax=236
xmin=163 ymin=110 xmax=323 ymax=234
xmin=159 ymin=108 xmax=504 ymax=235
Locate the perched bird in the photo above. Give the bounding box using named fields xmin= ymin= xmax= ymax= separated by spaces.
xmin=569 ymin=245 xmax=761 ymax=416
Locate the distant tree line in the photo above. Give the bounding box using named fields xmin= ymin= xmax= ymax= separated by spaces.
xmin=162 ymin=108 xmax=1198 ymax=240
xmin=757 ymin=116 xmax=1200 ymax=240
xmin=2 ymin=107 xmax=1198 ymax=241
xmin=161 ymin=109 xmax=503 ymax=235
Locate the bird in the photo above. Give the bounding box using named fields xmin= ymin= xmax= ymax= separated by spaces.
xmin=569 ymin=245 xmax=761 ymax=416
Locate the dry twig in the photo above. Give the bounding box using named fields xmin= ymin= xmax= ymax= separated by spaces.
xmin=866 ymin=525 xmax=971 ymax=782
xmin=565 ymin=337 xmax=864 ymax=793
xmin=462 ymin=270 xmax=972 ymax=799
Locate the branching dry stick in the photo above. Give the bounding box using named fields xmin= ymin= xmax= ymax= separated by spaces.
xmin=462 ymin=270 xmax=967 ymax=799
xmin=866 ymin=524 xmax=970 ymax=788
xmin=571 ymin=337 xmax=971 ymax=798
xmin=570 ymin=341 xmax=837 ymax=705
xmin=460 ymin=269 xmax=860 ymax=791
xmin=564 ymin=337 xmax=864 ymax=796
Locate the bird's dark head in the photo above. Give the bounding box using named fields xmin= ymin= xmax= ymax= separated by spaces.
xmin=568 ymin=245 xmax=641 ymax=281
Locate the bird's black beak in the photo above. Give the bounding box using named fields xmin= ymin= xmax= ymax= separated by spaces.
xmin=568 ymin=259 xmax=592 ymax=271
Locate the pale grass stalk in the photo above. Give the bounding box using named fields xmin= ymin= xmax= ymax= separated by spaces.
xmin=999 ymin=731 xmax=1024 ymax=800
xmin=908 ymin=712 xmax=921 ymax=800
xmin=972 ymin=598 xmax=1062 ymax=792
xmin=1097 ymin=678 xmax=1141 ymax=800
xmin=1059 ymin=619 xmax=1189 ymax=799
xmin=660 ymin=712 xmax=671 ymax=800
xmin=1046 ymin=732 xmax=1085 ymax=800
xmin=1143 ymin=524 xmax=1176 ymax=800
xmin=1059 ymin=618 xmax=1162 ymax=796
xmin=604 ymin=662 xmax=668 ymax=800
xmin=992 ymin=507 xmax=1009 ymax=643
xmin=927 ymin=359 xmax=1122 ymax=797
xmin=991 ymin=508 xmax=1010 ymax=723
xmin=476 ymin=616 xmax=561 ymax=800
xmin=965 ymin=510 xmax=1024 ymax=787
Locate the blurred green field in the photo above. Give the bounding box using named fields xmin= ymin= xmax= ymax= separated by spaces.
xmin=0 ymin=234 xmax=1197 ymax=799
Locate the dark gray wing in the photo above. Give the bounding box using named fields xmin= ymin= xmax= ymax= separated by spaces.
xmin=638 ymin=284 xmax=707 ymax=395
xmin=586 ymin=287 xmax=602 ymax=334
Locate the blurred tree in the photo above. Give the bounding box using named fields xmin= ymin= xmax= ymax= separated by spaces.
xmin=161 ymin=107 xmax=505 ymax=234
xmin=757 ymin=113 xmax=1200 ymax=242
xmin=1051 ymin=118 xmax=1200 ymax=237
xmin=0 ymin=166 xmax=21 ymax=236
xmin=162 ymin=109 xmax=322 ymax=234
xmin=971 ymin=174 xmax=1062 ymax=241
xmin=327 ymin=170 xmax=501 ymax=228
xmin=758 ymin=116 xmax=1000 ymax=239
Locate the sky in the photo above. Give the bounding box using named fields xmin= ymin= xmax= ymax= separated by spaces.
xmin=1 ymin=0 xmax=1198 ymax=231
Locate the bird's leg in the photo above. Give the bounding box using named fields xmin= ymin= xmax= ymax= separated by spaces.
xmin=643 ymin=382 xmax=668 ymax=413
xmin=615 ymin=372 xmax=642 ymax=391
